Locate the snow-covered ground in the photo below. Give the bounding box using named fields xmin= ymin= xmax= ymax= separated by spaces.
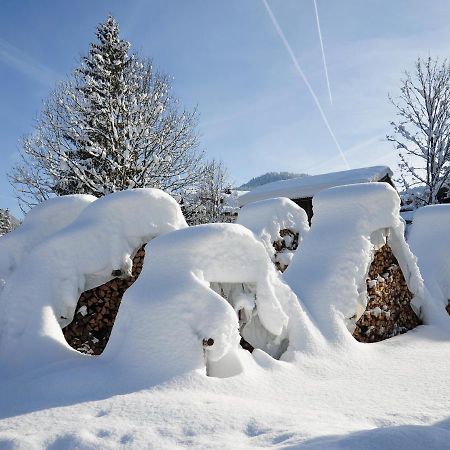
xmin=1 ymin=186 xmax=450 ymax=449
xmin=1 ymin=327 xmax=450 ymax=449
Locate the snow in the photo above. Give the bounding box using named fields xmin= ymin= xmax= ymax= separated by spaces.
xmin=1 ymin=186 xmax=450 ymax=449
xmin=1 ymin=325 xmax=450 ymax=448
xmin=0 ymin=195 xmax=96 ymax=286
xmin=283 ymin=182 xmax=425 ymax=342
xmin=0 ymin=188 xmax=187 ymax=373
xmin=236 ymin=197 xmax=309 ymax=262
xmin=238 ymin=166 xmax=393 ymax=206
xmin=221 ymin=189 xmax=248 ymax=214
xmin=408 ymin=205 xmax=450 ymax=325
xmin=104 ymin=223 xmax=322 ymax=380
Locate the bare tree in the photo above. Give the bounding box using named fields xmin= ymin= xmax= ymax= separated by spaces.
xmin=184 ymin=159 xmax=233 ymax=225
xmin=388 ymin=57 xmax=450 ymax=207
xmin=9 ymin=16 xmax=204 ymax=211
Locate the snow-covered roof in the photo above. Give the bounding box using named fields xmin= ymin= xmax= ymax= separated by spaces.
xmin=238 ymin=166 xmax=393 ymax=206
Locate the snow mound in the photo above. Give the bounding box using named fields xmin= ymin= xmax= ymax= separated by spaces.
xmin=0 ymin=195 xmax=96 ymax=286
xmin=236 ymin=197 xmax=309 ymax=268
xmin=0 ymin=189 xmax=187 ymax=373
xmin=284 ymin=183 xmax=425 ymax=343
xmin=408 ymin=205 xmax=450 ymax=324
xmin=104 ymin=223 xmax=322 ymax=380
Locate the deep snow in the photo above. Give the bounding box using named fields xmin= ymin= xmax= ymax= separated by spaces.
xmin=0 ymin=186 xmax=450 ymax=449
xmin=284 ymin=182 xmax=426 ymax=341
xmin=236 ymin=197 xmax=309 ymax=266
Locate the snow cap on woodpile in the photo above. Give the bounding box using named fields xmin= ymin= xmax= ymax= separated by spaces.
xmin=0 ymin=188 xmax=187 ymax=373
xmin=284 ymin=182 xmax=425 ymax=344
xmin=104 ymin=223 xmax=323 ymax=380
xmin=0 ymin=194 xmax=96 ymax=286
xmin=236 ymin=197 xmax=309 ymax=261
xmin=408 ymin=205 xmax=450 ymax=325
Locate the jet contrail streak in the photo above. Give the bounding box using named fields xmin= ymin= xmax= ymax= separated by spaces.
xmin=313 ymin=0 xmax=333 ymax=105
xmin=261 ymin=0 xmax=350 ymax=169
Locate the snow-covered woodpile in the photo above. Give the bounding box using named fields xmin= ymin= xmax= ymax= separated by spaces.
xmin=236 ymin=197 xmax=309 ymax=274
xmin=63 ymin=246 xmax=146 ymax=355
xmin=353 ymin=244 xmax=421 ymax=343
xmin=273 ymin=229 xmax=299 ymax=272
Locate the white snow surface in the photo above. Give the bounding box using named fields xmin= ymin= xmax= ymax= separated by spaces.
xmin=0 ymin=188 xmax=187 ymax=372
xmin=238 ymin=166 xmax=393 ymax=206
xmin=104 ymin=223 xmax=322 ymax=381
xmin=408 ymin=205 xmax=450 ymax=325
xmin=1 ymin=326 xmax=450 ymax=449
xmin=0 ymin=195 xmax=96 ymax=286
xmin=284 ymin=182 xmax=426 ymax=342
xmin=236 ymin=197 xmax=309 ymax=260
xmin=1 ymin=187 xmax=450 ymax=449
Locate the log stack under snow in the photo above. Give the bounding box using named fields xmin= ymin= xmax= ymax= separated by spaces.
xmin=63 ymin=245 xmax=146 ymax=355
xmin=236 ymin=197 xmax=309 ymax=273
xmin=353 ymin=243 xmax=421 ymax=343
xmin=273 ymin=229 xmax=299 ymax=272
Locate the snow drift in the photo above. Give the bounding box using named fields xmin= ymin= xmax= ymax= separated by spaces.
xmin=0 ymin=188 xmax=187 ymax=373
xmin=0 ymin=195 xmax=96 ymax=287
xmin=104 ymin=223 xmax=323 ymax=379
xmin=284 ymin=183 xmax=425 ymax=343
xmin=408 ymin=205 xmax=450 ymax=325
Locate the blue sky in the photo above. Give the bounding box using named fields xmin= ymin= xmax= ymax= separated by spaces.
xmin=1 ymin=0 xmax=450 ymax=216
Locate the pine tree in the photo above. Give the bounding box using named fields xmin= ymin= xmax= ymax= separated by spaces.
xmin=10 ymin=16 xmax=203 ymax=210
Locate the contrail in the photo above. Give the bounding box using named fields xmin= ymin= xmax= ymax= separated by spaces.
xmin=261 ymin=0 xmax=350 ymax=169
xmin=313 ymin=0 xmax=333 ymax=105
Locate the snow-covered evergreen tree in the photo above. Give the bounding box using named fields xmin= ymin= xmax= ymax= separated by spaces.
xmin=388 ymin=57 xmax=450 ymax=207
xmin=10 ymin=16 xmax=203 ymax=210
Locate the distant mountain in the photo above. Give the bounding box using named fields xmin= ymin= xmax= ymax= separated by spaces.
xmin=238 ymin=172 xmax=308 ymax=191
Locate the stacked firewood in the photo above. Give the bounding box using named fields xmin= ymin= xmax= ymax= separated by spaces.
xmin=273 ymin=229 xmax=299 ymax=272
xmin=62 ymin=245 xmax=146 ymax=355
xmin=353 ymin=244 xmax=421 ymax=343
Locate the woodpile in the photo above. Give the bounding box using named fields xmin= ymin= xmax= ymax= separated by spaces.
xmin=273 ymin=229 xmax=299 ymax=272
xmin=353 ymin=243 xmax=421 ymax=343
xmin=62 ymin=245 xmax=146 ymax=355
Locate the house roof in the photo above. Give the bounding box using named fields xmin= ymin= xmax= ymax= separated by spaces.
xmin=238 ymin=166 xmax=393 ymax=206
